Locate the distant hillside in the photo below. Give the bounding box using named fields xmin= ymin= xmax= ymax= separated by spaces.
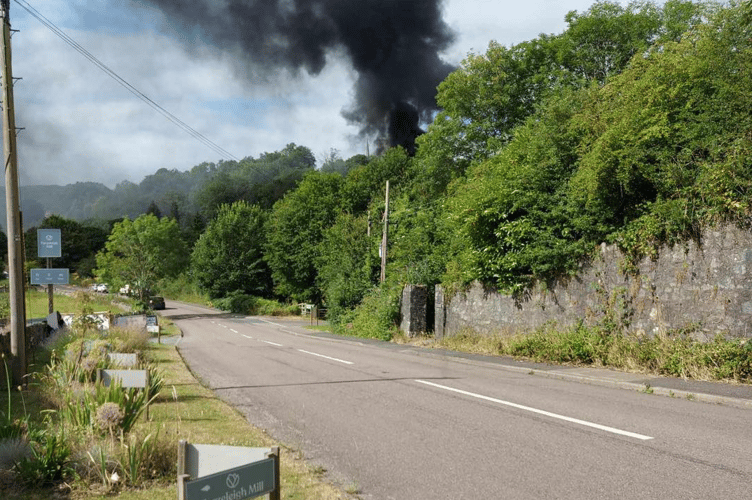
xmin=0 ymin=143 xmax=320 ymax=231
xmin=21 ymin=182 xmax=114 ymax=224
xmin=0 ymin=182 xmax=113 ymax=230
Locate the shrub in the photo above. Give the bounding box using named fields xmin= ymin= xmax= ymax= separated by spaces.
xmin=212 ymin=293 xmax=298 ymax=316
xmin=333 ymin=284 xmax=401 ymax=341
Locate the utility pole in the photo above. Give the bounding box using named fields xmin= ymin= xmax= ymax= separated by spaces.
xmin=1 ymin=0 xmax=26 ymax=385
xmin=380 ymin=180 xmax=389 ymax=283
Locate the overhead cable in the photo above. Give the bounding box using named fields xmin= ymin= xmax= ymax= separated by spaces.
xmin=13 ymin=0 xmax=239 ymax=161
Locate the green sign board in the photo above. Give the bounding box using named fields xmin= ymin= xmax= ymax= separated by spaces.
xmin=184 ymin=458 xmax=275 ymax=500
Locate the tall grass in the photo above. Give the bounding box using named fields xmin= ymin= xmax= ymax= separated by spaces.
xmin=437 ymin=323 xmax=752 ymax=383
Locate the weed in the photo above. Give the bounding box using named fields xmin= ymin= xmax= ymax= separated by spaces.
xmin=344 ymin=481 xmax=361 ymax=495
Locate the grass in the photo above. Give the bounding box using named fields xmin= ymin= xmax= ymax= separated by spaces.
xmin=24 ymin=289 xmax=126 ymax=319
xmin=425 ymin=323 xmax=752 ymax=383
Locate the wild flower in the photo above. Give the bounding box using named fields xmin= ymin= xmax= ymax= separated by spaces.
xmin=95 ymin=403 xmax=124 ymax=433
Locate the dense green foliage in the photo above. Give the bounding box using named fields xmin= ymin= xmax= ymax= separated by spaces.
xmin=442 ymin=0 xmax=752 ymax=291
xmin=264 ymin=172 xmax=343 ymax=302
xmin=191 ymin=201 xmax=271 ymax=299
xmin=95 ymin=214 xmax=189 ymax=303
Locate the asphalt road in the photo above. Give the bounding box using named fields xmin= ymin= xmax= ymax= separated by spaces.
xmin=163 ymin=300 xmax=752 ymax=499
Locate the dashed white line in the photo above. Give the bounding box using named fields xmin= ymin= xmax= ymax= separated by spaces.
xmin=414 ymin=380 xmax=653 ymax=441
xmin=262 ymin=340 xmax=283 ymax=347
xmin=298 ymin=349 xmax=354 ymax=365
xmin=230 ymin=329 xmax=238 ymax=333
xmin=242 ymin=334 xmax=254 ymax=339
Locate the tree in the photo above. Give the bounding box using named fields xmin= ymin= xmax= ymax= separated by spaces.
xmin=191 ymin=202 xmax=271 ymax=299
xmin=555 ymin=1 xmax=662 ymax=84
xmin=265 ymin=172 xmax=343 ymax=302
xmin=196 ymin=144 xmax=317 ymax=216
xmin=95 ymin=214 xmax=188 ymax=304
xmin=316 ymin=213 xmax=377 ymax=318
xmin=340 ymin=147 xmax=412 ymax=214
xmin=412 ymin=0 xmax=712 ymax=202
xmin=0 ymin=230 xmax=7 ymax=270
xmin=444 ymin=87 xmax=590 ymax=292
xmin=442 ymin=2 xmax=752 ymax=292
xmin=146 ymin=201 xmax=162 ymax=218
xmin=570 ymin=2 xmax=752 ymax=231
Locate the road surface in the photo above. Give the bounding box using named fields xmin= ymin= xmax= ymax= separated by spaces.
xmin=163 ymin=300 xmax=752 ymax=499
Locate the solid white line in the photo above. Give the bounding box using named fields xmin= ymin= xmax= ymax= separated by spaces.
xmin=298 ymin=349 xmax=354 ymax=365
xmin=261 ymin=340 xmax=283 ymax=347
xmin=414 ymin=380 xmax=653 ymax=441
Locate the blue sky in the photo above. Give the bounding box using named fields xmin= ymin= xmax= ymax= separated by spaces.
xmin=11 ymin=0 xmax=601 ymax=187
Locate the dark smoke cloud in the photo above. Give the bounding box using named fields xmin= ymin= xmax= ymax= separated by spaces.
xmin=138 ymin=0 xmax=456 ymax=154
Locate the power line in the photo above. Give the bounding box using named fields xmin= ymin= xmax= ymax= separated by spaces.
xmin=13 ymin=0 xmax=239 ymax=161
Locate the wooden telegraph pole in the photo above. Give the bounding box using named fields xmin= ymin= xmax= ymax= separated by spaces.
xmin=1 ymin=0 xmax=26 ymax=385
xmin=380 ymin=180 xmax=389 ymax=283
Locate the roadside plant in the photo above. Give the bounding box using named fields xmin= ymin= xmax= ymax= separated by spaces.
xmin=15 ymin=428 xmax=74 ymax=486
xmin=95 ymin=402 xmax=124 ymax=435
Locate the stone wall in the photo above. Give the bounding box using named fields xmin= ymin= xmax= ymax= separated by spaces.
xmin=435 ymin=225 xmax=752 ymax=340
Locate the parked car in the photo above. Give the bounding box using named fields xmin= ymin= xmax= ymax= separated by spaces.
xmin=148 ymin=296 xmax=165 ymax=310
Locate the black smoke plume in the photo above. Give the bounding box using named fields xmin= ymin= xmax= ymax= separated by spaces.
xmin=138 ymin=0 xmax=456 ymax=154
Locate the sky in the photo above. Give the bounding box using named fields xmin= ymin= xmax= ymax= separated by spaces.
xmin=9 ymin=0 xmax=603 ymax=188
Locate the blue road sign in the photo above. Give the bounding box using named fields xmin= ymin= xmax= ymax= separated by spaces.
xmin=38 ymin=229 xmax=62 ymax=258
xmin=30 ymin=268 xmax=69 ymax=285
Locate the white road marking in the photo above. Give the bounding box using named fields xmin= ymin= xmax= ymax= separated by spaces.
xmin=298 ymin=349 xmax=354 ymax=365
xmin=257 ymin=318 xmax=285 ymax=328
xmin=230 ymin=329 xmax=238 ymax=333
xmin=415 ymin=380 xmax=653 ymax=441
xmin=262 ymin=340 xmax=283 ymax=347
xmin=242 ymin=334 xmax=254 ymax=339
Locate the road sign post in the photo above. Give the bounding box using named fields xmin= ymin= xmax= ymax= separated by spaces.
xmin=37 ymin=229 xmax=62 ymax=314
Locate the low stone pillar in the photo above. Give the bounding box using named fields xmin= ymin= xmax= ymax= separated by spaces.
xmin=435 ymin=285 xmax=446 ymax=340
xmin=400 ymin=284 xmax=427 ymax=337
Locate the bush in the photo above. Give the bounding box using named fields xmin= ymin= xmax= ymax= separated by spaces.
xmin=212 ymin=293 xmax=298 ymax=316
xmin=333 ymin=284 xmax=401 ymax=341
